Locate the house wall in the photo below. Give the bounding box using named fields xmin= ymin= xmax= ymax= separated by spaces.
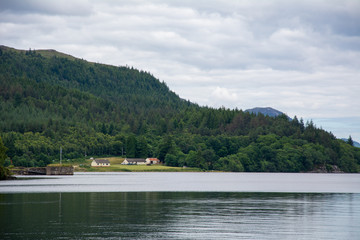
xmin=91 ymin=160 xmax=110 ymax=167
xmin=137 ymin=161 xmax=147 ymax=165
xmin=122 ymin=159 xmax=147 ymax=165
xmin=122 ymin=159 xmax=161 ymax=165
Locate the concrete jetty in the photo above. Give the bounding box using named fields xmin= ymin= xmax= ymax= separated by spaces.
xmin=11 ymin=166 xmax=74 ymax=175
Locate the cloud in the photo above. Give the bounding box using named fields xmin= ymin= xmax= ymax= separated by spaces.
xmin=0 ymin=0 xmax=93 ymax=16
xmin=211 ymin=87 xmax=238 ymax=103
xmin=0 ymin=0 xmax=359 ymax=139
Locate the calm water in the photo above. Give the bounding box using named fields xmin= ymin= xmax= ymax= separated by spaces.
xmin=1 ymin=172 xmax=360 ymax=239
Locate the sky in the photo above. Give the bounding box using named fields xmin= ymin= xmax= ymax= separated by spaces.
xmin=1 ymin=0 xmax=359 ymax=141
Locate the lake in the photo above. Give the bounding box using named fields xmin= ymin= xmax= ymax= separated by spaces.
xmin=1 ymin=172 xmax=360 ymax=239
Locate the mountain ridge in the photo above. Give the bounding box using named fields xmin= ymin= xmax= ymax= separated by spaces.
xmin=1 ymin=45 xmax=359 ymax=173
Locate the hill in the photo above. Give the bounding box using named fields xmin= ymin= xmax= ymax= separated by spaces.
xmin=246 ymin=107 xmax=292 ymax=120
xmin=246 ymin=107 xmax=286 ymax=118
xmin=1 ymin=45 xmax=359 ymax=172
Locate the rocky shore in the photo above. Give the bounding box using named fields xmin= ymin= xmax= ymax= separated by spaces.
xmin=309 ymin=165 xmax=344 ymax=173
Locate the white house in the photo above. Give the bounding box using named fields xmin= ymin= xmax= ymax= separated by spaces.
xmin=121 ymin=158 xmax=147 ymax=165
xmin=121 ymin=158 xmax=161 ymax=165
xmin=91 ymin=159 xmax=111 ymax=167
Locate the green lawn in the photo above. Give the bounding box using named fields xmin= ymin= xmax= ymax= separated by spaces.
xmin=75 ymin=157 xmax=201 ymax=172
xmin=85 ymin=165 xmax=200 ymax=172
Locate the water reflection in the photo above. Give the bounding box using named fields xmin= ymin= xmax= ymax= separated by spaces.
xmin=1 ymin=192 xmax=359 ymax=239
xmin=1 ymin=172 xmax=360 ymax=193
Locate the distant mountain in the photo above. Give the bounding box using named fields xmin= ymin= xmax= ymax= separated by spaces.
xmin=245 ymin=107 xmax=290 ymax=119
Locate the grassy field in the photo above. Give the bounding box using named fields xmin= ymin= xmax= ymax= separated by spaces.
xmin=74 ymin=157 xmax=201 ymax=172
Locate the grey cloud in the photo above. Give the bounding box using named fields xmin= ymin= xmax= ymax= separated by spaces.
xmin=0 ymin=0 xmax=93 ymax=16
xmin=65 ymin=1 xmax=360 ymax=72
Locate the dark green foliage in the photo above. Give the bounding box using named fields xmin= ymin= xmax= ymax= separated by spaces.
xmin=1 ymin=46 xmax=359 ymax=172
xmin=0 ymin=166 xmax=11 ymax=180
xmin=157 ymin=135 xmax=175 ymax=162
xmin=214 ymin=154 xmax=245 ymax=172
xmin=164 ymin=154 xmax=178 ymax=167
xmin=136 ymin=136 xmax=149 ymax=158
xmin=0 ymin=136 xmax=8 ymax=166
xmin=185 ymin=150 xmax=207 ymax=169
xmin=347 ymin=135 xmax=354 ymax=146
xmin=126 ymin=135 xmax=137 ymax=158
xmin=0 ymin=136 xmax=10 ymax=180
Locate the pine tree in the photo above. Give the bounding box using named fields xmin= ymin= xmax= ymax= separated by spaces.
xmin=347 ymin=135 xmax=354 ymax=146
xmin=126 ymin=135 xmax=137 ymax=158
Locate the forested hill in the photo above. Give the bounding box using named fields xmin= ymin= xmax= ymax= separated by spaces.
xmin=1 ymin=45 xmax=359 ymax=172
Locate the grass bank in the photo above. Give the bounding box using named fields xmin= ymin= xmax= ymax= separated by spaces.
xmin=74 ymin=157 xmax=202 ymax=172
xmin=47 ymin=163 xmax=74 ymax=167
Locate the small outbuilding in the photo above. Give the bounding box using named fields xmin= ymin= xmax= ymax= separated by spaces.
xmin=146 ymin=158 xmax=160 ymax=164
xmin=91 ymin=159 xmax=111 ymax=167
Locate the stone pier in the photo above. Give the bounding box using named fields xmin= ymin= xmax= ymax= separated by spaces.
xmin=46 ymin=166 xmax=74 ymax=175
xmin=11 ymin=166 xmax=74 ymax=175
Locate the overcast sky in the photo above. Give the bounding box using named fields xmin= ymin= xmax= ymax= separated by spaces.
xmin=1 ymin=0 xmax=359 ymax=141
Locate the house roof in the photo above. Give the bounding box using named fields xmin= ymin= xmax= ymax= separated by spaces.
xmin=94 ymin=159 xmax=110 ymax=164
xmin=147 ymin=158 xmax=160 ymax=161
xmin=125 ymin=158 xmax=146 ymax=163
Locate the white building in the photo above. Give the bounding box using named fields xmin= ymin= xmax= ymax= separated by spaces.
xmin=121 ymin=158 xmax=161 ymax=165
xmin=91 ymin=159 xmax=110 ymax=167
xmin=146 ymin=158 xmax=160 ymax=164
xmin=121 ymin=158 xmax=147 ymax=165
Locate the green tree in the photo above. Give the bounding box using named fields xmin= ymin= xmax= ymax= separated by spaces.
xmin=126 ymin=135 xmax=137 ymax=158
xmin=157 ymin=136 xmax=175 ymax=162
xmin=165 ymin=153 xmax=178 ymax=167
xmin=0 ymin=136 xmax=8 ymax=166
xmin=136 ymin=137 xmax=149 ymax=158
xmin=185 ymin=150 xmax=207 ymax=169
xmin=347 ymin=135 xmax=354 ymax=146
xmin=201 ymin=149 xmax=217 ymax=170
xmin=0 ymin=136 xmax=10 ymax=180
xmin=214 ymin=154 xmax=244 ymax=172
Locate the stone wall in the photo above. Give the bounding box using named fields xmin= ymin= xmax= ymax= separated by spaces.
xmin=11 ymin=167 xmax=46 ymax=175
xmin=10 ymin=166 xmax=74 ymax=175
xmin=46 ymin=166 xmax=74 ymax=175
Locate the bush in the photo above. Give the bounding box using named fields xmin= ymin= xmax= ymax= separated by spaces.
xmin=0 ymin=166 xmax=11 ymax=180
xmin=214 ymin=154 xmax=244 ymax=172
xmin=165 ymin=154 xmax=178 ymax=167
